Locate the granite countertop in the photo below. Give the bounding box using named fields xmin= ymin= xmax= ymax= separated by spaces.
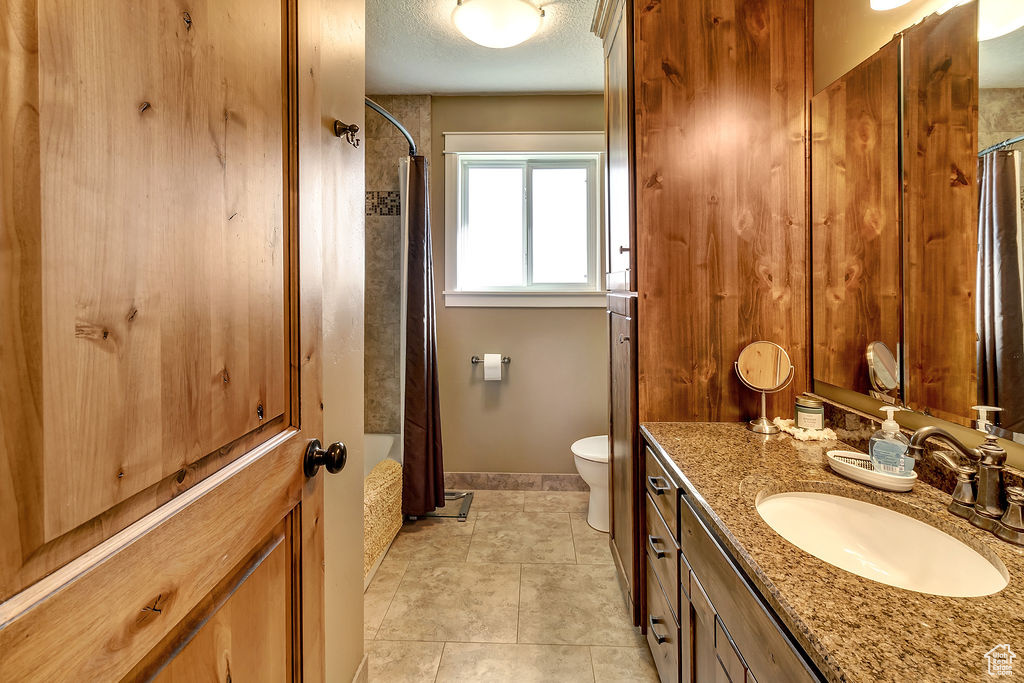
xmin=641 ymin=422 xmax=1024 ymax=683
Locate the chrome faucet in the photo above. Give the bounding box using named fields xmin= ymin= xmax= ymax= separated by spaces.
xmin=908 ymin=426 xmax=1024 ymax=546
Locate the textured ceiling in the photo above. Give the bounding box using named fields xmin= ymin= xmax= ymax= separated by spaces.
xmin=366 ymin=0 xmax=603 ymax=94
xmin=980 ymin=26 xmax=1024 ymax=88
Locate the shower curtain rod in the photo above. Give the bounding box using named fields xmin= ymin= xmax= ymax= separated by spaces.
xmin=364 ymin=97 xmax=417 ymax=157
xmin=979 ymin=134 xmax=1024 ymax=157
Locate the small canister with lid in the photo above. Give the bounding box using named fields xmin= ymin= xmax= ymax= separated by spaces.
xmin=794 ymin=394 xmax=824 ymax=430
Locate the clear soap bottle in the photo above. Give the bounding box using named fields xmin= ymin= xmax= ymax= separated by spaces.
xmin=869 ymin=406 xmax=913 ymax=476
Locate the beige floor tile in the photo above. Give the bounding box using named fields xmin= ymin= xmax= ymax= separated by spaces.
xmin=366 ymin=639 xmax=444 ymax=683
xmin=384 ymin=517 xmax=474 ymax=565
xmin=434 ymin=642 xmax=595 ymax=682
xmin=364 ymin=556 xmax=409 ymax=639
xmin=524 ymin=490 xmax=591 ymax=513
xmin=591 ymin=646 xmax=660 ymax=682
xmin=467 ymin=512 xmax=576 ymax=564
xmin=377 ymin=562 xmax=521 ymax=643
xmin=465 ymin=489 xmax=525 ymax=512
xmin=518 ymin=564 xmax=644 ymax=647
xmin=570 ymin=513 xmax=613 ymax=565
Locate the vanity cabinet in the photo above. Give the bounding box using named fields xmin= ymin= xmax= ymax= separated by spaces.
xmin=643 ymin=437 xmax=823 ymax=683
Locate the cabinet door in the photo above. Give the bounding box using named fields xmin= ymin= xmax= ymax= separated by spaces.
xmin=604 ymin=0 xmax=633 ymax=290
xmin=609 ymin=297 xmax=639 ymax=623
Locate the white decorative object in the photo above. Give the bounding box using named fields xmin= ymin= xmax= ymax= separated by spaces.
xmin=826 ymin=449 xmax=917 ymax=492
xmin=773 ymin=417 xmax=837 ymax=442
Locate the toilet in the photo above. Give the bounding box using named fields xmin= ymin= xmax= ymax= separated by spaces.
xmin=572 ymin=435 xmax=609 ymax=532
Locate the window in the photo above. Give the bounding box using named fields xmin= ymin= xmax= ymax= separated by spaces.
xmin=444 ymin=132 xmax=604 ymax=307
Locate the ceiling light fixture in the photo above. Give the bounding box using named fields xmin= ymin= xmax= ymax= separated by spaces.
xmin=869 ymin=0 xmax=912 ymax=9
xmin=978 ymin=0 xmax=1024 ymax=41
xmin=452 ymin=0 xmax=545 ymax=49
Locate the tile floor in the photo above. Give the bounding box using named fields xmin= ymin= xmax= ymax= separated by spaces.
xmin=364 ymin=489 xmax=659 ymax=682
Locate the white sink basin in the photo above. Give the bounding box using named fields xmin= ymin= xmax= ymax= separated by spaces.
xmin=756 ymin=492 xmax=1008 ymax=597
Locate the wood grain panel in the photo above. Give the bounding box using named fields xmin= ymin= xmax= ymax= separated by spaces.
xmin=151 ymin=529 xmax=291 ymax=683
xmin=902 ymin=3 xmax=978 ymax=426
xmin=1 ymin=0 xmax=291 ymax=600
xmin=608 ymin=293 xmax=639 ymax=625
xmin=811 ymin=38 xmax=901 ymax=395
xmin=634 ymin=0 xmax=809 ymax=422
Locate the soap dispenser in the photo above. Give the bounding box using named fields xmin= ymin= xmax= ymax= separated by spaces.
xmin=972 ymin=405 xmax=1002 ymax=434
xmin=869 ymin=406 xmax=913 ymax=476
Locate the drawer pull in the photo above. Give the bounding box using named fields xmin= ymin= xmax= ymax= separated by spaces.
xmin=647 ymin=476 xmax=670 ymax=495
xmin=647 ymin=534 xmax=666 ymax=559
xmin=648 ymin=615 xmax=668 ymax=644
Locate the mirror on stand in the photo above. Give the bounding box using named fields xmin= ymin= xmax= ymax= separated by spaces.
xmin=735 ymin=341 xmax=795 ymax=435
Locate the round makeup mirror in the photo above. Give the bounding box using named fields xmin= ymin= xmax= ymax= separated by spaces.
xmin=735 ymin=341 xmax=794 ymax=434
xmin=866 ymin=341 xmax=899 ymax=393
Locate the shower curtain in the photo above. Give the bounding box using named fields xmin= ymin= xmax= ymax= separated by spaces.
xmin=402 ymin=156 xmax=445 ymax=515
xmin=977 ymin=149 xmax=1024 ymax=433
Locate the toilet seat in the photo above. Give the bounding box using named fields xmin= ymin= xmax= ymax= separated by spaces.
xmin=571 ymin=435 xmax=608 ymax=463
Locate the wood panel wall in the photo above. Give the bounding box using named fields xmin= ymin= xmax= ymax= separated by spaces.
xmin=811 ymin=38 xmax=901 ymax=395
xmin=903 ymin=3 xmax=978 ymax=426
xmin=634 ymin=0 xmax=810 ymax=422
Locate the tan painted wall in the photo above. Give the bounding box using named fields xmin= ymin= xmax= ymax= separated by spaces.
xmin=814 ymin=0 xmax=949 ymax=93
xmin=430 ymin=95 xmax=608 ymax=474
xmin=320 ymin=0 xmax=367 ymax=679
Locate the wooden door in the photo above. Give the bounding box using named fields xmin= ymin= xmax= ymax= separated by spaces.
xmin=608 ymin=293 xmax=639 ymax=624
xmin=602 ymin=0 xmax=633 ymax=291
xmin=0 ymin=0 xmax=333 ymax=679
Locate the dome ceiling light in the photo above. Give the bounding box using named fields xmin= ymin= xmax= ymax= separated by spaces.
xmin=452 ymin=0 xmax=545 ymax=49
xmin=870 ymin=0 xmax=912 ymax=9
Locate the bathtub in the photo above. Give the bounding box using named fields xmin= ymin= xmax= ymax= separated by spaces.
xmin=363 ymin=433 xmax=402 ymax=479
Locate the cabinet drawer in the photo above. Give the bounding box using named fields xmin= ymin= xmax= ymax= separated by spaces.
xmin=645 ymin=493 xmax=679 ymax=622
xmin=645 ymin=555 xmax=680 ymax=683
xmin=645 ymin=447 xmax=678 ymax=541
xmin=716 ymin=617 xmax=747 ymax=683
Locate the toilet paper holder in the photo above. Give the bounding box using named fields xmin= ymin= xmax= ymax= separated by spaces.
xmin=471 ymin=355 xmax=511 ymax=365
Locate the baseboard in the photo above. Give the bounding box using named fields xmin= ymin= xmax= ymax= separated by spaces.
xmin=444 ymin=471 xmax=587 ymax=491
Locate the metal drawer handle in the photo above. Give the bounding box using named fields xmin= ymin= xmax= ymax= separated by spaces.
xmin=619 ymin=245 xmax=630 ymax=254
xmin=648 ymin=615 xmax=668 ymax=644
xmin=648 ymin=534 xmax=666 ymax=559
xmin=648 ymin=476 xmax=670 ymax=495
xmin=617 ymin=333 xmax=630 ymax=344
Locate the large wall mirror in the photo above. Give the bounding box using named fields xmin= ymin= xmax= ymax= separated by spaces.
xmin=812 ymin=0 xmax=1024 ymax=442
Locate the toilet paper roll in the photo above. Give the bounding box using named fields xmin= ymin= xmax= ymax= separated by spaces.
xmin=483 ymin=353 xmax=503 ymax=381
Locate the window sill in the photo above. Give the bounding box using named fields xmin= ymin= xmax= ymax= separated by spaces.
xmin=442 ymin=291 xmax=607 ymax=308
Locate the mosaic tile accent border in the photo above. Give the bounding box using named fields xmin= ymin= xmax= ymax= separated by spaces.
xmin=445 ymin=471 xmax=588 ymax=492
xmin=365 ymin=190 xmax=401 ymax=217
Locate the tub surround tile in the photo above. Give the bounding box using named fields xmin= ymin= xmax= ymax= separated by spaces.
xmin=590 ymin=646 xmax=659 ymax=682
xmin=569 ymin=513 xmax=612 ymax=565
xmin=467 ymin=512 xmax=575 ymax=564
xmin=642 ymin=421 xmax=1024 ymax=683
xmin=434 ymin=643 xmax=595 ymax=682
xmin=363 ymin=556 xmax=408 ymax=639
xmin=523 ymin=491 xmax=590 ymax=512
xmin=517 ymin=564 xmax=644 ymax=647
xmin=377 ymin=562 xmax=521 ymax=643
xmin=365 ymin=639 xmax=444 ymax=682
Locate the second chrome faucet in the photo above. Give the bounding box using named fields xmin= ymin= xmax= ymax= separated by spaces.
xmin=908 ymin=425 xmax=1024 ymax=546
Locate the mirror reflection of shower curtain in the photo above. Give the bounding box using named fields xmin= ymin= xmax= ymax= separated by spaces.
xmin=977 ymin=149 xmax=1024 ymax=433
xmin=401 ymin=155 xmax=445 ymax=515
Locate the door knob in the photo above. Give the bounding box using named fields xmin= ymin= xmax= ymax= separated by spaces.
xmin=304 ymin=439 xmax=347 ymax=477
